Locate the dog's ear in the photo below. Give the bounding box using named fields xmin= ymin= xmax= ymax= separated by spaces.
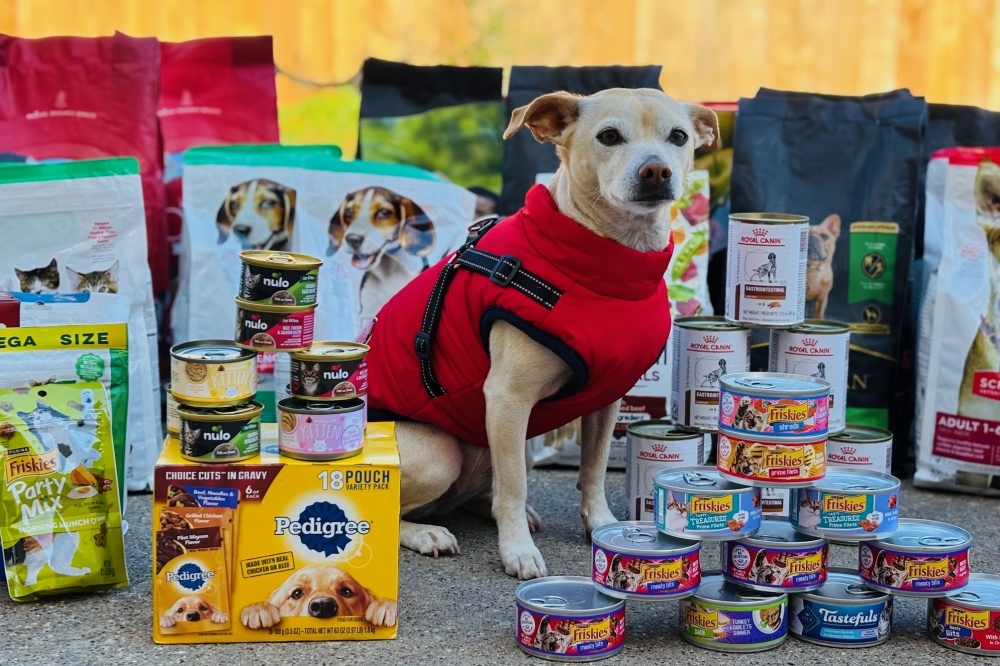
xmin=281 ymin=186 xmax=296 ymax=240
xmin=821 ymin=214 xmax=841 ymax=237
xmin=328 ymin=200 xmax=348 ymax=257
xmin=504 ymin=92 xmax=582 ymax=145
xmin=399 ymin=198 xmax=436 ymax=257
xmin=685 ymin=104 xmax=721 ymax=150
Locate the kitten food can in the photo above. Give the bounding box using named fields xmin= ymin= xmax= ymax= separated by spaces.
xmin=859 ymin=519 xmax=972 ymax=597
xmin=170 ymin=340 xmax=257 ymax=407
xmin=625 ymin=421 xmax=706 ymax=521
xmin=591 ymin=521 xmax=701 ymax=601
xmin=234 ymin=297 xmax=315 ymax=352
xmin=277 ymin=397 xmax=366 ymax=461
xmin=166 ymin=383 xmax=180 ymax=435
xmin=717 ymin=427 xmax=826 ymax=487
xmin=177 ymin=401 xmax=263 ymax=463
xmin=827 ymin=425 xmax=893 ymax=473
xmin=722 ymin=520 xmax=828 ymax=592
xmin=718 ymin=372 xmax=830 ymax=437
xmin=928 ymin=574 xmax=1000 ymax=656
xmin=790 ymin=568 xmax=893 ymax=648
xmin=679 ymin=572 xmax=788 ymax=652
xmin=768 ymin=320 xmax=850 ymax=434
xmin=653 ymin=467 xmax=762 ymax=541
xmin=790 ymin=470 xmax=900 ymax=541
xmin=515 ymin=576 xmax=625 ymax=661
xmin=239 ymin=250 xmax=321 ymax=306
xmin=290 ymin=342 xmax=369 ymax=401
xmin=670 ymin=316 xmax=751 ymax=431
xmin=725 ymin=212 xmax=809 ymax=327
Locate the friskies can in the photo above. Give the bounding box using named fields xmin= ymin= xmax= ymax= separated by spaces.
xmin=718 ymin=372 xmax=830 ymax=438
xmin=721 ymin=520 xmax=828 ymax=592
xmin=928 ymin=574 xmax=1000 ymax=656
xmin=591 ymin=522 xmax=700 ymax=601
xmin=653 ymin=467 xmax=762 ymax=541
xmin=859 ymin=519 xmax=971 ymax=597
xmin=679 ymin=572 xmax=788 ymax=652
xmin=789 ymin=470 xmax=900 ymax=541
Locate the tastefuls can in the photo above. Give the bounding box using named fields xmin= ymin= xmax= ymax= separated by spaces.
xmin=790 ymin=568 xmax=893 ymax=648
xmin=277 ymin=397 xmax=366 ymax=461
xmin=679 ymin=572 xmax=788 ymax=652
xmin=929 ymin=574 xmax=1000 ymax=656
xmin=515 ymin=576 xmax=625 ymax=661
xmin=717 ymin=427 xmax=826 ymax=487
xmin=290 ymin=342 xmax=369 ymax=401
xmin=670 ymin=316 xmax=751 ymax=431
xmin=235 ymin=297 xmax=315 ymax=352
xmin=721 ymin=520 xmax=828 ymax=592
xmin=859 ymin=519 xmax=972 ymax=597
xmin=719 ymin=372 xmax=830 ymax=437
xmin=177 ymin=401 xmax=263 ymax=463
xmin=769 ymin=320 xmax=850 ymax=434
xmin=625 ymin=421 xmax=706 ymax=521
xmin=827 ymin=425 xmax=893 ymax=473
xmin=789 ymin=470 xmax=900 ymax=541
xmin=591 ymin=522 xmax=700 ymax=601
xmin=654 ymin=467 xmax=762 ymax=541
xmin=725 ymin=212 xmax=809 ymax=327
xmin=170 ymin=340 xmax=257 ymax=407
xmin=239 ymin=250 xmax=321 ymax=306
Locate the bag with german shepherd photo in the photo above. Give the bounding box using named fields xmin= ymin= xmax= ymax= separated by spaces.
xmin=731 ymin=89 xmax=925 ymax=465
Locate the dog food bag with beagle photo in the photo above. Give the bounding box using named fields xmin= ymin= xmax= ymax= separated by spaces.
xmin=0 ymin=158 xmax=162 ymax=492
xmin=0 ymin=324 xmax=129 ymax=601
xmin=916 ymin=148 xmax=1000 ymax=496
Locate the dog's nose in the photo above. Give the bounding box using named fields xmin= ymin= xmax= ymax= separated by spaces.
xmin=308 ymin=596 xmax=338 ymax=618
xmin=233 ymin=224 xmax=251 ymax=237
xmin=345 ymin=234 xmax=363 ymax=250
xmin=186 ymin=612 xmax=201 ymax=622
xmin=638 ymin=161 xmax=672 ymax=186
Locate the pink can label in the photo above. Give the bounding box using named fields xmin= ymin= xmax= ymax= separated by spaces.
xmin=592 ymin=546 xmax=700 ymax=597
xmin=278 ymin=408 xmax=364 ymax=458
xmin=517 ymin=605 xmax=625 ymax=658
xmin=719 ymin=387 xmax=828 ymax=436
xmin=236 ymin=306 xmax=315 ymax=351
xmin=859 ymin=543 xmax=970 ymax=594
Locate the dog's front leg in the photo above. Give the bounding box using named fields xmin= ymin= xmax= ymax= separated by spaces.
xmin=579 ymin=400 xmax=621 ymax=534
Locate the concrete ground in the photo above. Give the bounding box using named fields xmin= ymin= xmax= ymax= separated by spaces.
xmin=1 ymin=469 xmax=994 ymax=666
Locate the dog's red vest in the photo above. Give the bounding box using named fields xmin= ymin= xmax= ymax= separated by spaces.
xmin=366 ymin=185 xmax=674 ymax=447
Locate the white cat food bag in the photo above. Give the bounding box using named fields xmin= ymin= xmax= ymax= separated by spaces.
xmin=916 ymin=147 xmax=1000 ymax=495
xmin=0 ymin=324 xmax=129 ymax=601
xmin=0 ymin=158 xmax=160 ymax=491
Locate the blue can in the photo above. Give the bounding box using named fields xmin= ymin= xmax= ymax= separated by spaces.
xmin=654 ymin=467 xmax=762 ymax=541
xmin=789 ymin=569 xmax=892 ymax=648
xmin=789 ymin=470 xmax=900 ymax=541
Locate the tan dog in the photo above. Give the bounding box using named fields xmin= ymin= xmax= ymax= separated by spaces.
xmin=160 ymin=595 xmax=228 ymax=628
xmin=215 ymin=179 xmax=296 ymax=250
xmin=394 ymin=89 xmax=719 ymax=579
xmin=806 ymin=214 xmax=841 ymax=319
xmin=239 ymin=565 xmax=397 ymax=629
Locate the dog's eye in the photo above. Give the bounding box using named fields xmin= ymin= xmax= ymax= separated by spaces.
xmin=259 ymin=199 xmax=277 ymax=209
xmin=374 ymin=208 xmax=393 ymax=220
xmin=290 ymin=588 xmax=304 ymax=600
xmin=176 ymin=608 xmax=184 ymax=614
xmin=668 ymin=129 xmax=688 ymax=146
xmin=199 ymin=605 xmax=208 ymax=612
xmin=339 ymin=586 xmax=354 ymax=598
xmin=596 ymin=128 xmax=624 ymax=146
xmin=344 ymin=208 xmax=355 ymax=221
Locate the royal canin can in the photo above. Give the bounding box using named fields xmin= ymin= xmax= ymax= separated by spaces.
xmin=625 ymin=421 xmax=706 ymax=521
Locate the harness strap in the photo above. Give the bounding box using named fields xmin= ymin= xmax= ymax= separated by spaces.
xmin=414 ymin=217 xmax=563 ymax=397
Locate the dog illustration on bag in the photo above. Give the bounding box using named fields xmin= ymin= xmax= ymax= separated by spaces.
xmin=748 ymin=252 xmax=777 ymax=283
xmin=805 ymin=214 xmax=841 ymax=319
xmin=328 ymin=187 xmax=436 ymax=321
xmin=216 ymin=179 xmax=296 ymax=251
xmin=160 ymin=595 xmax=229 ymax=628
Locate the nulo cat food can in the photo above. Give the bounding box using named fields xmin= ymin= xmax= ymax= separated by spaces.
xmin=290 ymin=342 xmax=369 ymax=401
xmin=176 ymin=401 xmax=263 ymax=463
xmin=790 ymin=471 xmax=900 ymax=541
xmin=717 ymin=427 xmax=826 ymax=487
xmin=859 ymin=519 xmax=972 ymax=597
xmin=670 ymin=316 xmax=751 ymax=431
xmin=725 ymin=212 xmax=809 ymax=327
xmin=277 ymin=397 xmax=366 ymax=461
xmin=170 ymin=340 xmax=257 ymax=407
xmin=165 ymin=384 xmax=180 ymax=435
xmin=827 ymin=425 xmax=893 ymax=473
xmin=234 ymin=297 xmax=315 ymax=352
xmin=769 ymin=320 xmax=850 ymax=434
xmin=679 ymin=572 xmax=788 ymax=652
xmin=719 ymin=372 xmax=830 ymax=437
xmin=928 ymin=574 xmax=1000 ymax=656
xmin=625 ymin=421 xmax=706 ymax=521
xmin=515 ymin=576 xmax=625 ymax=661
xmin=721 ymin=520 xmax=828 ymax=592
xmin=591 ymin=521 xmax=700 ymax=601
xmin=653 ymin=467 xmax=762 ymax=541
xmin=790 ymin=568 xmax=893 ymax=648
xmin=238 ymin=250 xmax=321 ymax=306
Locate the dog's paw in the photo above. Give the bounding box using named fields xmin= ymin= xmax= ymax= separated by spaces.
xmin=240 ymin=602 xmax=281 ymax=629
xmin=525 ymin=504 xmax=543 ymax=533
xmin=365 ymin=598 xmax=398 ymax=627
xmin=211 ymin=610 xmax=229 ymax=625
xmin=400 ymin=522 xmax=460 ymax=558
xmin=159 ymin=615 xmax=177 ymax=629
xmin=501 ymin=541 xmax=547 ymax=580
xmin=581 ymin=505 xmax=618 ymax=536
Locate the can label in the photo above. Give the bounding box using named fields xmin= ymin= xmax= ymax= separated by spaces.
xmin=722 ymin=541 xmax=828 ymax=590
xmin=859 ymin=544 xmax=969 ymax=594
xmin=170 ymin=356 xmax=257 ymax=405
xmin=654 ymin=486 xmax=762 ymax=538
xmin=671 ymin=325 xmax=750 ymax=430
xmin=761 ymin=488 xmax=791 ymax=518
xmin=679 ymin=598 xmax=787 ymax=648
xmin=790 ymin=596 xmax=892 ymax=646
xmin=593 ymin=545 xmax=700 ymax=597
xmin=769 ymin=329 xmax=849 ymax=433
xmin=239 ymin=262 xmax=318 ymax=306
xmin=827 ymin=439 xmax=893 ymax=473
xmin=179 ymin=414 xmax=261 ymax=462
xmin=235 ymin=306 xmax=315 ymax=351
xmin=625 ymin=431 xmax=705 ymax=521
xmin=929 ymin=599 xmax=1000 ymax=653
xmin=166 ymin=390 xmax=180 ymax=434
xmin=790 ymin=488 xmax=898 ymax=538
xmin=725 ymin=220 xmax=808 ymax=326
xmin=719 ymin=388 xmax=828 ymax=437
xmin=717 ymin=432 xmax=826 ymax=485
xmin=516 ymin=605 xmax=625 ymax=658
xmin=291 ymin=356 xmax=368 ymax=400
xmin=278 ymin=408 xmax=365 ymax=459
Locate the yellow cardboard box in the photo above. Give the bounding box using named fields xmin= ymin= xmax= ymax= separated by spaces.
xmin=153 ymin=423 xmax=399 ymax=643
